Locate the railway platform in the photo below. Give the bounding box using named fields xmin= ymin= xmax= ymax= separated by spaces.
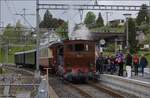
xmin=99 ymin=72 xmax=150 ymax=98
xmin=130 ymin=73 xmax=150 ymax=83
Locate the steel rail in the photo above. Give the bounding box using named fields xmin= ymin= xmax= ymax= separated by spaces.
xmin=88 ymin=81 xmax=124 ymax=98
xmin=68 ymin=83 xmax=94 ymax=98
xmin=0 ymin=84 xmax=39 ymax=86
xmin=0 ymin=95 xmax=15 ymax=97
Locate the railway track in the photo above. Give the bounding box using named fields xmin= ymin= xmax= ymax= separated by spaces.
xmin=4 ymin=66 xmax=125 ymax=98
xmin=1 ymin=66 xmax=39 ymax=98
xmin=88 ymin=81 xmax=124 ymax=98
xmin=68 ymin=81 xmax=124 ymax=98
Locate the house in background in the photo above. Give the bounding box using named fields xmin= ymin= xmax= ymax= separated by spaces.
xmin=109 ymin=19 xmax=125 ymax=27
xmin=136 ymin=31 xmax=150 ymax=49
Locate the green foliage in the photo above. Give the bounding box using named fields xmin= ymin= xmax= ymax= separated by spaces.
xmin=128 ymin=18 xmax=138 ymax=50
xmin=136 ymin=4 xmax=149 ymax=25
xmin=96 ymin=12 xmax=104 ymax=27
xmin=106 ymin=43 xmax=115 ymax=52
xmin=0 ymin=46 xmax=34 ymax=63
xmin=137 ymin=23 xmax=150 ymax=34
xmin=56 ymin=22 xmax=68 ymax=39
xmin=144 ymin=33 xmax=150 ymax=44
xmin=0 ymin=68 xmax=3 ymax=74
xmin=84 ymin=11 xmax=96 ymax=28
xmin=3 ymin=24 xmax=15 ymax=37
xmin=90 ymin=26 xmax=125 ymax=33
xmin=39 ymin=10 xmax=53 ymax=28
xmin=2 ymin=20 xmax=34 ymax=44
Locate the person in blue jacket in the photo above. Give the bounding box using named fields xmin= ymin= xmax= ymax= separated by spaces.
xmin=140 ymin=54 xmax=148 ymax=76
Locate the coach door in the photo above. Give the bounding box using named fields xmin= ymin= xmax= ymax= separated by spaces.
xmin=56 ymin=46 xmax=64 ymax=66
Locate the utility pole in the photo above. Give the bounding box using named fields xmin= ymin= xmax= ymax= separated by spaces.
xmin=0 ymin=0 xmax=1 ymax=27
xmin=15 ymin=8 xmax=35 ymax=26
xmin=35 ymin=0 xmax=40 ymax=77
xmin=94 ymin=0 xmax=98 ymax=5
xmin=23 ymin=8 xmax=26 ymax=25
xmin=106 ymin=12 xmax=112 ymax=26
xmin=123 ymin=13 xmax=131 ymax=48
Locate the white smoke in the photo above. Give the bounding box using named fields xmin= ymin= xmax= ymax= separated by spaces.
xmin=72 ymin=24 xmax=92 ymax=40
xmin=68 ymin=4 xmax=75 ymax=40
xmin=67 ymin=1 xmax=93 ymax=40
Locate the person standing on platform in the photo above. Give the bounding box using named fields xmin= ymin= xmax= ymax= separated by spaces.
xmin=133 ymin=53 xmax=139 ymax=76
xmin=96 ymin=53 xmax=104 ymax=74
xmin=125 ymin=52 xmax=132 ymax=78
xmin=110 ymin=56 xmax=116 ymax=75
xmin=140 ymin=54 xmax=148 ymax=76
xmin=116 ymin=55 xmax=124 ymax=76
xmin=96 ymin=56 xmax=101 ymax=74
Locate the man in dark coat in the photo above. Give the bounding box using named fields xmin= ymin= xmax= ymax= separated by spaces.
xmin=140 ymin=54 xmax=148 ymax=76
xmin=96 ymin=53 xmax=104 ymax=74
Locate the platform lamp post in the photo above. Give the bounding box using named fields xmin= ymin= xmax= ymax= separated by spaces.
xmin=123 ymin=13 xmax=131 ymax=49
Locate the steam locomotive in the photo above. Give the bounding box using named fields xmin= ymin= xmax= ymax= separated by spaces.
xmin=15 ymin=40 xmax=96 ymax=83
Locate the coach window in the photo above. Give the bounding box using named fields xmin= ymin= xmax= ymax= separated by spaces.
xmin=40 ymin=48 xmax=48 ymax=57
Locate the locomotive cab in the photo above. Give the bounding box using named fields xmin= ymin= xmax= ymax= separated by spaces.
xmin=63 ymin=40 xmax=96 ymax=83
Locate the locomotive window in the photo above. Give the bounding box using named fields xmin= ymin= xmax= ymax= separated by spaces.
xmin=85 ymin=44 xmax=88 ymax=51
xmin=67 ymin=45 xmax=74 ymax=51
xmin=75 ymin=44 xmax=85 ymax=51
xmin=67 ymin=44 xmax=88 ymax=52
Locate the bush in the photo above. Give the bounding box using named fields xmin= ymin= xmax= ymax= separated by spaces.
xmin=0 ymin=67 xmax=3 ymax=74
xmin=105 ymin=43 xmax=115 ymax=52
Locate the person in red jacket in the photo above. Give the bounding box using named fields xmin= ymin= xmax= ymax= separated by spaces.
xmin=133 ymin=53 xmax=139 ymax=76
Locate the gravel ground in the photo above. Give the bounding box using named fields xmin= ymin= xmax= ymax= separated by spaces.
xmin=49 ymin=76 xmax=88 ymax=98
xmin=48 ymin=76 xmax=122 ymax=98
xmin=117 ymin=91 xmax=139 ymax=98
xmin=0 ymin=67 xmax=39 ymax=98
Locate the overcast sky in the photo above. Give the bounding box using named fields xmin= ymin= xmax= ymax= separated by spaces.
xmin=0 ymin=0 xmax=150 ymax=27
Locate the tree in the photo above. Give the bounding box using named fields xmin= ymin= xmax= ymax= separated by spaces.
xmin=84 ymin=11 xmax=96 ymax=28
xmin=136 ymin=4 xmax=149 ymax=25
xmin=39 ymin=10 xmax=53 ymax=28
xmin=39 ymin=10 xmax=66 ymax=29
xmin=56 ymin=22 xmax=68 ymax=39
xmin=96 ymin=12 xmax=104 ymax=27
xmin=128 ymin=18 xmax=138 ymax=51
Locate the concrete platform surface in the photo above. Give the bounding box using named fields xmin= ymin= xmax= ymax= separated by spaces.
xmin=100 ymin=74 xmax=150 ymax=98
xmin=130 ymin=73 xmax=150 ymax=83
xmin=16 ymin=92 xmax=31 ymax=98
